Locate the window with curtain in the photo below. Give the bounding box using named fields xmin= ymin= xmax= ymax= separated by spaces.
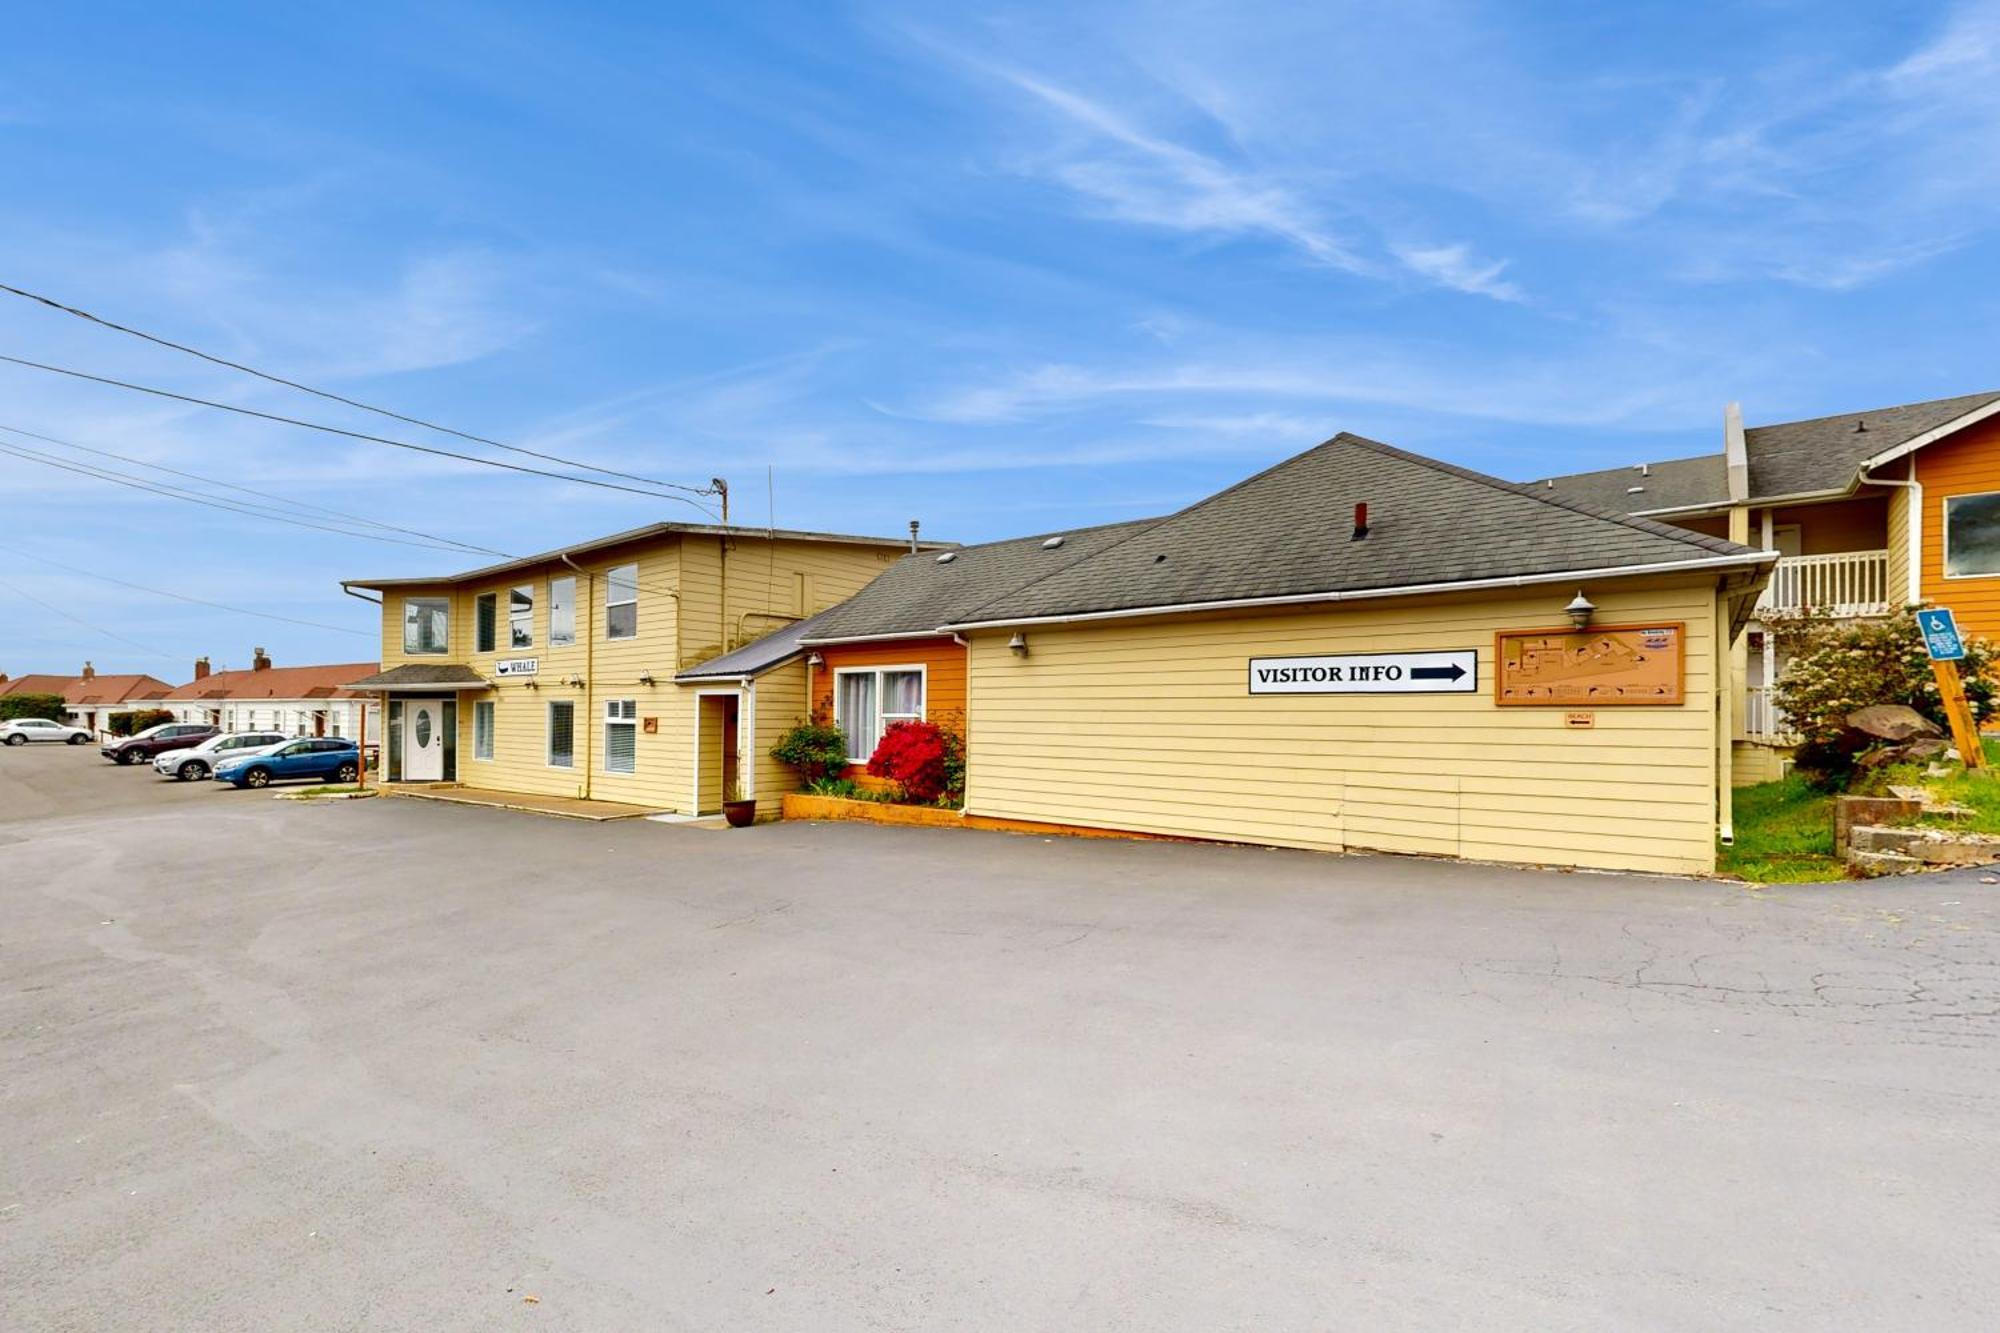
xmin=402 ymin=598 xmax=449 ymax=655
xmin=604 ymin=699 xmax=637 ymax=774
xmin=835 ymin=667 xmax=925 ymax=763
xmin=475 ymin=593 xmax=496 ymax=653
xmin=607 ymin=563 xmax=638 ymax=639
xmin=509 ymin=584 xmax=534 ymax=648
xmin=473 ymin=700 xmax=494 ymax=760
xmin=1946 ymin=491 xmax=2000 ymax=577
xmin=549 ymin=576 xmax=576 ymax=647
xmin=548 ymin=700 xmax=575 ymax=768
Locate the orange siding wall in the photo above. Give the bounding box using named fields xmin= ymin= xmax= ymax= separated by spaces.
xmin=809 ymin=637 xmax=968 ymax=771
xmin=1919 ymin=416 xmax=2000 ymax=641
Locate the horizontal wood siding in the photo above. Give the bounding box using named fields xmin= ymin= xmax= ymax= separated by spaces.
xmin=751 ymin=662 xmax=809 ymax=803
xmin=1886 ymin=479 xmax=1912 ymax=607
xmin=964 ymin=579 xmax=1721 ymax=875
xmin=677 ymin=537 xmax=905 ymax=670
xmin=1918 ymin=416 xmax=2000 ymax=640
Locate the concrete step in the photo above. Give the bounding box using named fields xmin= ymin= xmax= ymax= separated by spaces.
xmin=1913 ymin=840 xmax=2000 ymax=867
xmin=1849 ymin=825 xmax=1925 ymax=855
xmin=1847 ymin=849 xmax=1925 ymax=877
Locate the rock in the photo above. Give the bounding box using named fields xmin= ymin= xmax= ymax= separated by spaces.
xmin=1902 ymin=737 xmax=1951 ymax=760
xmin=1844 ymin=704 xmax=1943 ymax=743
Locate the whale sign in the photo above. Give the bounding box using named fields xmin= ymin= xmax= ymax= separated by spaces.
xmin=1918 ymin=608 xmax=1965 ymax=662
xmin=1248 ymin=649 xmax=1478 ymax=695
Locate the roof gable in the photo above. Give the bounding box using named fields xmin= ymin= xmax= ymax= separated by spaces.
xmin=951 ymin=434 xmax=1761 ymax=626
xmin=163 ymin=662 xmax=380 ymax=701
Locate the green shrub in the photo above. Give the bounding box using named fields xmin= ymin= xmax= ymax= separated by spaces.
xmin=106 ymin=708 xmax=174 ymax=737
xmin=1770 ymin=606 xmax=1995 ymax=741
xmin=804 ymin=775 xmax=862 ymax=798
xmin=770 ymin=720 xmax=849 ymax=784
xmin=0 ymin=692 xmax=66 ymax=722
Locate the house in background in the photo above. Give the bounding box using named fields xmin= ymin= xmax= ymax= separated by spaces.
xmin=1532 ymin=389 xmax=2000 ymax=782
xmin=160 ymin=651 xmax=382 ymax=739
xmin=0 ymin=663 xmax=173 ymax=734
xmin=790 ymin=520 xmax=1157 ymax=774
xmin=343 ymin=519 xmax=931 ymax=815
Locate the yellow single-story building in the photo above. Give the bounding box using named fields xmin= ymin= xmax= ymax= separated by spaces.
xmin=934 ymin=434 xmax=1776 ymax=876
xmin=341 ymin=520 xmax=931 ymax=815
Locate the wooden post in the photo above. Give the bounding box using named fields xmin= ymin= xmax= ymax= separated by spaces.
xmin=1932 ymin=658 xmax=1986 ymax=770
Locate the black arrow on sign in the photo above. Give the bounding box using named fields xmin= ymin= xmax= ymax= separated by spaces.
xmin=1410 ymin=663 xmax=1466 ymax=681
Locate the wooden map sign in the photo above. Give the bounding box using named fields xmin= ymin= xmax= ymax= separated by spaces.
xmin=1495 ymin=622 xmax=1686 ymax=707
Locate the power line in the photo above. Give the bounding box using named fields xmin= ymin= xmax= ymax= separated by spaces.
xmin=0 ymin=279 xmax=725 ymax=500
xmin=0 ymin=438 xmax=504 ymax=553
xmin=0 ymin=351 xmax=723 ymax=519
xmin=0 ymin=541 xmax=373 ymax=637
xmin=0 ymin=577 xmax=176 ymax=660
xmin=0 ymin=422 xmax=512 ymax=558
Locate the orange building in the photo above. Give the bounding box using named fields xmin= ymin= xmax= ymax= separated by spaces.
xmin=797 ymin=520 xmax=1156 ymax=774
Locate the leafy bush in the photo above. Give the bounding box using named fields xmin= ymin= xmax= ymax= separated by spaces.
xmin=1768 ymin=607 xmax=1996 ymax=745
xmin=106 ymin=708 xmax=174 ymax=736
xmin=804 ymin=775 xmax=863 ymax=798
xmin=865 ymin=720 xmax=965 ymax=807
xmin=769 ymin=720 xmax=849 ymax=784
xmin=0 ymin=692 xmax=66 ymax=722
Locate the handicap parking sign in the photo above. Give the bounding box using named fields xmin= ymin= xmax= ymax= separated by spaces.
xmin=1919 ymin=608 xmax=1965 ymax=661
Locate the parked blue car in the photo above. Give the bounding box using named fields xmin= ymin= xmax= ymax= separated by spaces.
xmin=213 ymin=738 xmax=361 ymax=789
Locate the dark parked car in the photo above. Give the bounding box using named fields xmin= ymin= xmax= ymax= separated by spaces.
xmin=101 ymin=722 xmax=219 ymax=765
xmin=213 ymin=738 xmax=361 ymax=789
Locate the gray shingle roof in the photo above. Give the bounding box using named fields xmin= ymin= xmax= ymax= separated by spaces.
xmin=344 ymin=663 xmax=489 ymax=688
xmin=1527 ymin=389 xmax=2000 ymax=513
xmin=946 ymin=434 xmax=1765 ymax=626
xmin=1744 ymin=390 xmax=2000 ymax=500
xmin=1526 ymin=454 xmax=1727 ymax=514
xmin=798 ymin=519 xmax=1160 ymax=643
xmin=676 ymin=606 xmax=841 ymax=680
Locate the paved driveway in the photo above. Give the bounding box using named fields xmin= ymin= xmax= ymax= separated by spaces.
xmin=5 ymin=744 xmax=2000 ymax=1329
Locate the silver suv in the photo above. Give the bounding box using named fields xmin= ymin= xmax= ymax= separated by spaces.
xmin=154 ymin=731 xmax=289 ymax=781
xmin=0 ymin=717 xmax=91 ymax=746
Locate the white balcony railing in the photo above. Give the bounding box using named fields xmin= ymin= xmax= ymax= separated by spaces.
xmin=1754 ymin=549 xmax=1891 ymax=618
xmin=1744 ymin=685 xmax=1797 ymax=742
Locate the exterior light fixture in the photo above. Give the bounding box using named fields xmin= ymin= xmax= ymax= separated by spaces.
xmin=805 ymin=652 xmax=824 ymax=667
xmin=564 ymin=675 xmax=585 ymax=688
xmin=1008 ymin=631 xmax=1029 ymax=657
xmin=638 ymin=672 xmax=657 ymax=686
xmin=1564 ymin=591 xmax=1596 ymax=630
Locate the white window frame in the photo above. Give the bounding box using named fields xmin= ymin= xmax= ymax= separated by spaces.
xmin=472 ymin=700 xmax=495 ymax=761
xmin=1942 ymin=491 xmax=2000 ymax=579
xmin=549 ymin=575 xmax=576 ymax=647
xmin=606 ymin=563 xmax=638 ymax=640
xmin=508 ymin=584 xmax=534 ymax=648
xmin=832 ymin=664 xmax=927 ymax=764
xmin=402 ymin=597 xmax=450 ymax=656
xmin=547 ymin=699 xmax=576 ymax=769
xmin=603 ymin=699 xmax=637 ymax=775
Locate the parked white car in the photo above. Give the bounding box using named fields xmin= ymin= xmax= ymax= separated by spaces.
xmin=153 ymin=731 xmax=290 ymax=781
xmin=1 ymin=717 xmax=92 ymax=746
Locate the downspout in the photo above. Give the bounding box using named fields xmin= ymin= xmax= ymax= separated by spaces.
xmin=1857 ymin=457 xmax=1923 ymax=608
xmin=561 ymin=553 xmax=595 ymax=800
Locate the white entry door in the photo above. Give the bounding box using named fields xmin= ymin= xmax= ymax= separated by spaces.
xmin=406 ymin=700 xmax=445 ymax=781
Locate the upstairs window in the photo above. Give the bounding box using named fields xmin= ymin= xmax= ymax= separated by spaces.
xmin=1945 ymin=492 xmax=2000 ymax=578
xmin=607 ymin=563 xmax=638 ymax=639
xmin=475 ymin=593 xmax=497 ymax=653
xmin=509 ymin=584 xmax=534 ymax=648
xmin=403 ymin=597 xmax=449 ymax=655
xmin=550 ymin=576 xmax=576 ymax=647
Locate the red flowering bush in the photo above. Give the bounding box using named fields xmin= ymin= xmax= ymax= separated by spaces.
xmin=865 ymin=720 xmax=962 ymax=806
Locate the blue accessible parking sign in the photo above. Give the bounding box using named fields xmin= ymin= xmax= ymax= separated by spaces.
xmin=1919 ymin=608 xmax=1965 ymax=661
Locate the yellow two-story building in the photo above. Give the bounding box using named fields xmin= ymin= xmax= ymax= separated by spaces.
xmin=1534 ymin=389 xmax=2000 ymax=781
xmin=343 ymin=520 xmax=926 ymax=814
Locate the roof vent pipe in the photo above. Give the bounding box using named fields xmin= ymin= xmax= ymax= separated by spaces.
xmin=908 ymin=520 xmax=920 ymax=553
xmin=1351 ymin=502 xmax=1369 ymax=541
xmin=1854 ymin=419 xmax=1868 ymax=433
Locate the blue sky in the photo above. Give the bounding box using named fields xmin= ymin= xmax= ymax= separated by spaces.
xmin=4 ymin=1 xmax=2000 ymax=673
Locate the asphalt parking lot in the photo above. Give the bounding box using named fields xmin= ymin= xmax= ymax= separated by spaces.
xmin=5 ymin=744 xmax=2000 ymax=1329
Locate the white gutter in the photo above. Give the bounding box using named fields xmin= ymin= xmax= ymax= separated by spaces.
xmin=938 ymin=550 xmax=1779 ymax=632
xmin=798 ymin=628 xmax=962 ymax=647
xmin=1857 ymin=458 xmax=1923 ymax=606
xmin=1633 ymin=485 xmax=1854 ymax=519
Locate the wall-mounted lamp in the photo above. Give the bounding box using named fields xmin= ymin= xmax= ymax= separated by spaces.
xmin=563 ymin=675 xmax=585 ymax=688
xmin=1008 ymin=631 xmax=1029 ymax=657
xmin=1564 ymin=591 xmax=1596 ymax=631
xmin=524 ymin=679 xmax=540 ymax=690
xmin=805 ymin=652 xmax=824 ymax=667
xmin=638 ymin=672 xmax=657 ymax=686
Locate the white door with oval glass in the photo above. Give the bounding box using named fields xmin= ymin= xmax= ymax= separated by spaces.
xmin=405 ymin=700 xmax=444 ymax=781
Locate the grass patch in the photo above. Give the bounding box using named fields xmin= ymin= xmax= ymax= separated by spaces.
xmin=1719 ymin=773 xmax=1843 ymax=883
xmin=282 ymin=784 xmax=377 ymax=799
xmin=1857 ymin=737 xmax=2000 ymax=832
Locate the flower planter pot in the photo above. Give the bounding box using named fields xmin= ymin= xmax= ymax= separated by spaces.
xmin=723 ymin=799 xmax=758 ymax=828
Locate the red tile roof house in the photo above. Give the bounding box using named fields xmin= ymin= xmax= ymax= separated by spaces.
xmin=0 ymin=663 xmax=174 ymax=735
xmin=159 ymin=650 xmax=382 ymax=740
